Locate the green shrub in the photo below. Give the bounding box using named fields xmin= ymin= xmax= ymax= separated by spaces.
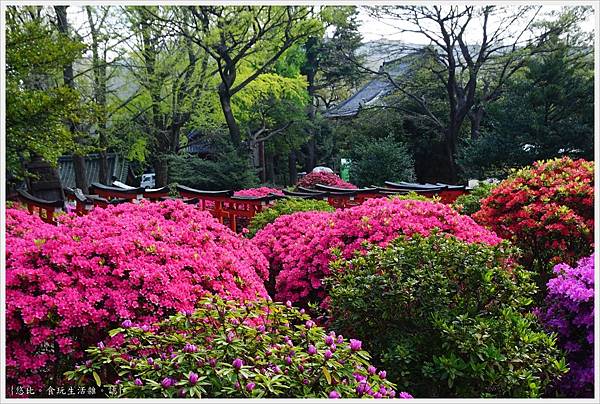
xmin=326 ymin=233 xmax=567 ymax=398
xmin=247 ymin=198 xmax=334 ymax=238
xmin=169 ymin=150 xmax=258 ymax=191
xmin=349 ymin=136 xmax=415 ymax=187
xmin=390 ymin=191 xmax=436 ymax=202
xmin=65 ymin=295 xmax=405 ymax=399
xmin=452 ymin=182 xmax=497 ymax=216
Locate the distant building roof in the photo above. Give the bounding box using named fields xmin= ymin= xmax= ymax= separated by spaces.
xmin=58 ymin=153 xmax=128 ymax=189
xmin=186 ymin=129 xmax=219 ymax=155
xmin=324 ymin=47 xmax=419 ymax=118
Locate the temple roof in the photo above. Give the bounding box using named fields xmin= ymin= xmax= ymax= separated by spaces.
xmin=324 ymin=46 xmax=419 ymax=118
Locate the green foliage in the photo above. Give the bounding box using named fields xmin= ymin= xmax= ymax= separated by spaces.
xmin=6 ymin=9 xmax=88 ymax=178
xmin=248 ymin=198 xmax=334 ymax=238
xmin=459 ymin=40 xmax=593 ymax=178
xmin=233 ymin=73 xmax=309 ymax=132
xmin=348 ymin=136 xmax=415 ymax=187
xmin=169 ymin=151 xmax=259 ymax=191
xmin=326 ymin=233 xmax=567 ymax=398
xmin=390 ymin=192 xmax=435 ymax=202
xmin=452 ymin=182 xmax=497 ymax=216
xmin=65 ymin=295 xmax=398 ymax=398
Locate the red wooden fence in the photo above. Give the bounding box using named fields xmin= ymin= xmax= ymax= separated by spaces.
xmin=17 ymin=182 xmax=469 ymax=232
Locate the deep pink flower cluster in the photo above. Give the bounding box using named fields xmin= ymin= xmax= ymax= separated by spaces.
xmin=253 ymin=197 xmax=501 ymax=304
xmin=297 ymin=172 xmax=357 ymax=190
xmin=6 ymin=200 xmax=269 ymax=390
xmin=537 ymin=255 xmax=595 ymax=397
xmin=234 ymin=187 xmax=284 ymax=198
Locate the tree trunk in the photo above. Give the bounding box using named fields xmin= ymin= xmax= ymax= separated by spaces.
xmin=267 ymin=153 xmax=275 ymax=184
xmin=219 ymin=85 xmax=241 ymax=148
xmin=56 ymin=5 xmax=90 ymax=190
xmin=98 ymin=149 xmax=110 ymax=185
xmin=87 ymin=6 xmax=110 ymax=184
xmin=443 ymin=128 xmax=458 ymax=184
xmin=469 ymin=107 xmax=484 ymax=140
xmin=288 ymin=149 xmax=298 ymax=185
xmin=154 ymin=158 xmax=168 ymax=188
xmin=259 ymin=141 xmax=266 ymax=183
xmin=73 ymin=154 xmax=90 ymax=192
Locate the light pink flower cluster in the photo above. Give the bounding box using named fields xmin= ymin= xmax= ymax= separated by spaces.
xmin=297 ymin=172 xmax=357 ymax=190
xmin=254 ymin=197 xmax=501 ymax=305
xmin=234 ymin=187 xmax=284 ymax=198
xmin=6 ymin=199 xmax=269 ymax=389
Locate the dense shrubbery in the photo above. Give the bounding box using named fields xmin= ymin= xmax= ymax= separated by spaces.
xmin=247 ymin=197 xmax=334 ymax=238
xmin=452 ymin=182 xmax=497 ymax=216
xmin=169 ymin=151 xmax=259 ymax=191
xmin=348 ymin=136 xmax=415 ymax=187
xmin=253 ymin=197 xmax=501 ymax=305
xmin=537 ymin=255 xmax=594 ymax=397
xmin=66 ymin=295 xmax=411 ymax=399
xmin=327 ymin=234 xmax=568 ymax=398
xmin=474 ymin=158 xmax=594 ymax=282
xmin=6 ymin=200 xmax=269 ymax=390
xmin=234 ymin=187 xmax=284 ymax=198
xmin=296 ymin=171 xmax=357 ymax=190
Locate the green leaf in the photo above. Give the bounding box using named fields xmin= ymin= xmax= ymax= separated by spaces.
xmin=322 ymin=366 xmax=332 ymax=384
xmin=92 ymin=371 xmax=101 ymax=387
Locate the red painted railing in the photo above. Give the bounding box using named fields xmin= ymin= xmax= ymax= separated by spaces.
xmin=15 ymin=182 xmax=469 ymax=230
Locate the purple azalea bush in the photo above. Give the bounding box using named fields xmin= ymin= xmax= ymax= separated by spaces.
xmin=66 ymin=295 xmax=412 ymax=399
xmin=538 ymin=254 xmax=595 ymax=397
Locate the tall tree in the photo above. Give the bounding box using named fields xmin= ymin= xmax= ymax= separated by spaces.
xmin=360 ymin=5 xmax=588 ymax=182
xmin=460 ymin=37 xmax=594 ymax=177
xmin=120 ymin=6 xmax=208 ymax=187
xmin=54 ymin=5 xmax=90 ymax=192
xmin=5 ymin=6 xmax=85 ymax=184
xmin=300 ymin=6 xmax=363 ymax=172
xmin=85 ymin=6 xmax=111 ymax=184
xmin=152 ymin=6 xmax=321 ymax=149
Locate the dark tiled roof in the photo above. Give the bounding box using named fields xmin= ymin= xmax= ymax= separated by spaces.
xmin=324 ymin=50 xmax=419 ymax=118
xmin=58 ymin=153 xmax=128 ymax=188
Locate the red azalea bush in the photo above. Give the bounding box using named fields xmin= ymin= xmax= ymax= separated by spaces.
xmin=474 ymin=157 xmax=594 ymax=278
xmin=234 ymin=187 xmax=284 ymax=198
xmin=297 ymin=172 xmax=357 ymax=190
xmin=536 ymin=254 xmax=595 ymax=397
xmin=6 ymin=199 xmax=269 ymax=391
xmin=253 ymin=197 xmax=501 ymax=305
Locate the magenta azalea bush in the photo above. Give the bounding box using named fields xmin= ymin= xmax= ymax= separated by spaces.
xmin=6 ymin=200 xmax=269 ymax=390
xmin=297 ymin=171 xmax=357 ymax=190
xmin=234 ymin=187 xmax=284 ymax=198
xmin=537 ymin=254 xmax=595 ymax=397
xmin=66 ymin=295 xmax=411 ymax=399
xmin=253 ymin=197 xmax=501 ymax=305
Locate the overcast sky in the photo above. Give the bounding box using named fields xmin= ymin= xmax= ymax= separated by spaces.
xmin=357 ymin=5 xmax=596 ymax=43
xmin=67 ymin=4 xmax=596 ymax=54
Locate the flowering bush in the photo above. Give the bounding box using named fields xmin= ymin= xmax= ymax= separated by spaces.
xmin=452 ymin=182 xmax=497 ymax=216
xmin=247 ymin=197 xmax=334 ymax=238
xmin=474 ymin=158 xmax=594 ymax=278
xmin=234 ymin=187 xmax=284 ymax=198
xmin=66 ymin=295 xmax=411 ymax=399
xmin=537 ymin=255 xmax=594 ymax=397
xmin=253 ymin=197 xmax=501 ymax=305
xmin=327 ymin=233 xmax=568 ymax=398
xmin=296 ymin=171 xmax=357 ymax=190
xmin=6 ymin=200 xmax=269 ymax=391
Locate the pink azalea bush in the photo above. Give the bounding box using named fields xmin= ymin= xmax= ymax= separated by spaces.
xmin=234 ymin=187 xmax=284 ymax=198
xmin=253 ymin=197 xmax=501 ymax=305
xmin=537 ymin=255 xmax=595 ymax=397
xmin=297 ymin=172 xmax=357 ymax=190
xmin=6 ymin=199 xmax=269 ymax=390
